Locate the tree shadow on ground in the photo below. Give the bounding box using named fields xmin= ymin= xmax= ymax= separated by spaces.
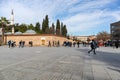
xmin=76 ymin=48 xmax=120 ymax=73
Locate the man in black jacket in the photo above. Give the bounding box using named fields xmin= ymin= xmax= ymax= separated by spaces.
xmin=88 ymin=40 xmax=97 ymax=54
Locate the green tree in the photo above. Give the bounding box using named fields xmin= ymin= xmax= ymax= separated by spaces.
xmin=56 ymin=19 xmax=60 ymax=35
xmin=35 ymin=22 xmax=41 ymax=33
xmin=14 ymin=23 xmax=20 ymax=32
xmin=63 ymin=25 xmax=67 ymax=37
xmin=49 ymin=27 xmax=52 ymax=34
xmin=0 ymin=15 xmax=68 ymax=36
xmin=44 ymin=15 xmax=49 ymax=34
xmin=19 ymin=24 xmax=27 ymax=33
xmin=28 ymin=23 xmax=34 ymax=30
xmin=61 ymin=22 xmax=63 ymax=36
xmin=42 ymin=19 xmax=45 ymax=33
xmin=0 ymin=17 xmax=11 ymax=33
xmin=52 ymin=23 xmax=55 ymax=34
xmin=45 ymin=27 xmax=49 ymax=34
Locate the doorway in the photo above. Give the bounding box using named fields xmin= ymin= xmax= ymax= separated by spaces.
xmin=41 ymin=40 xmax=45 ymax=45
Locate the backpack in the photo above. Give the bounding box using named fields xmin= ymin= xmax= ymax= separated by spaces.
xmin=90 ymin=41 xmax=98 ymax=48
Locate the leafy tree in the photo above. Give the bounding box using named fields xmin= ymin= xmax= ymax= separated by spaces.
xmin=19 ymin=24 xmax=27 ymax=33
xmin=96 ymin=31 xmax=110 ymax=41
xmin=14 ymin=23 xmax=20 ymax=32
xmin=28 ymin=23 xmax=34 ymax=30
xmin=0 ymin=17 xmax=10 ymax=25
xmin=0 ymin=15 xmax=68 ymax=36
xmin=0 ymin=17 xmax=11 ymax=33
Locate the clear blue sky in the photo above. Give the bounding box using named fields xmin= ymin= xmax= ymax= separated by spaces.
xmin=0 ymin=0 xmax=120 ymax=36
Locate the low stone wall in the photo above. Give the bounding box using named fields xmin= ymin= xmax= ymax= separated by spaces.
xmin=4 ymin=34 xmax=67 ymax=46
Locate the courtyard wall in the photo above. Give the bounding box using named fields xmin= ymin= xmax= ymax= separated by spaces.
xmin=4 ymin=34 xmax=67 ymax=46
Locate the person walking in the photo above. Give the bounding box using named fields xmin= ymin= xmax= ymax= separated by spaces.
xmin=8 ymin=40 xmax=11 ymax=48
xmin=115 ymin=40 xmax=119 ymax=48
xmin=73 ymin=42 xmax=76 ymax=47
xmin=48 ymin=41 xmax=51 ymax=47
xmin=88 ymin=40 xmax=97 ymax=54
xmin=57 ymin=40 xmax=60 ymax=47
xmin=52 ymin=41 xmax=55 ymax=47
xmin=77 ymin=41 xmax=80 ymax=48
xmin=19 ymin=40 xmax=22 ymax=48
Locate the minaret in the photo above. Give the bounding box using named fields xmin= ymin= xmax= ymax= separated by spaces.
xmin=11 ymin=9 xmax=14 ymax=34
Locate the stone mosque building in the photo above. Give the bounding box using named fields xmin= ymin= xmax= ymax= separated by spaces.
xmin=0 ymin=10 xmax=68 ymax=46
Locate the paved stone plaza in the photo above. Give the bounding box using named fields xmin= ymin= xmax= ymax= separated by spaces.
xmin=0 ymin=46 xmax=120 ymax=80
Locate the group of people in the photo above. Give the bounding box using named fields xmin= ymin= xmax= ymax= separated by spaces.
xmin=19 ymin=40 xmax=25 ymax=48
xmin=103 ymin=40 xmax=119 ymax=48
xmin=29 ymin=41 xmax=33 ymax=47
xmin=8 ymin=40 xmax=16 ymax=48
xmin=7 ymin=39 xmax=119 ymax=55
xmin=7 ymin=40 xmax=34 ymax=48
xmin=63 ymin=41 xmax=81 ymax=48
xmin=7 ymin=40 xmax=25 ymax=48
xmin=88 ymin=39 xmax=120 ymax=55
xmin=48 ymin=40 xmax=60 ymax=47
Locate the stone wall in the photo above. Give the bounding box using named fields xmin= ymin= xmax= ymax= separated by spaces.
xmin=4 ymin=34 xmax=67 ymax=46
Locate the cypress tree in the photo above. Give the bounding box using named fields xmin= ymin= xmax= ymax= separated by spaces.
xmin=44 ymin=15 xmax=49 ymax=34
xmin=61 ymin=22 xmax=63 ymax=36
xmin=35 ymin=22 xmax=40 ymax=33
xmin=42 ymin=19 xmax=45 ymax=33
xmin=56 ymin=19 xmax=60 ymax=35
xmin=52 ymin=23 xmax=55 ymax=34
xmin=63 ymin=25 xmax=67 ymax=37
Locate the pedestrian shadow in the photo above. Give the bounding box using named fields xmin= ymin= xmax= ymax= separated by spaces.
xmin=76 ymin=48 xmax=120 ymax=70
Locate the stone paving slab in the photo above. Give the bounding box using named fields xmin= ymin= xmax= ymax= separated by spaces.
xmin=0 ymin=46 xmax=120 ymax=80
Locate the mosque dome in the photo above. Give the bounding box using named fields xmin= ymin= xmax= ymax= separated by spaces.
xmin=5 ymin=32 xmax=12 ymax=35
xmin=24 ymin=30 xmax=36 ymax=34
xmin=15 ymin=32 xmax=22 ymax=34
